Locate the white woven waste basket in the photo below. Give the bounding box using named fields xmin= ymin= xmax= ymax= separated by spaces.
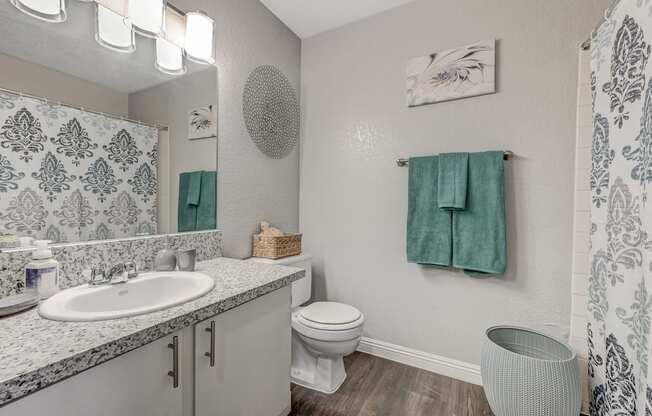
xmin=481 ymin=326 xmax=580 ymax=416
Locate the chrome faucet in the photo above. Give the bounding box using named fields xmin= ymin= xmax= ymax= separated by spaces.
xmin=88 ymin=261 xmax=139 ymax=286
xmin=106 ymin=263 xmax=127 ymax=284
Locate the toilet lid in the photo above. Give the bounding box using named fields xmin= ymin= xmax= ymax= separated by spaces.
xmin=299 ymin=302 xmax=362 ymax=326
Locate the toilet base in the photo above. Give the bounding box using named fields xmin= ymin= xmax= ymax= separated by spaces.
xmin=291 ymin=333 xmax=348 ymax=394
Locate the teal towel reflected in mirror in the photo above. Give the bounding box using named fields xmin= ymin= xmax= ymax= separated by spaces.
xmin=406 ymin=151 xmax=506 ymax=275
xmin=186 ymin=171 xmax=203 ymax=206
xmin=178 ymin=171 xmax=217 ymax=232
xmin=178 ymin=173 xmax=196 ymax=232
xmin=196 ymin=171 xmax=216 ymax=231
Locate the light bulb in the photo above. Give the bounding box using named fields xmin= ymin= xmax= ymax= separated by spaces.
xmin=156 ymin=37 xmax=186 ymax=75
xmin=185 ymin=11 xmax=214 ymax=65
xmin=95 ymin=3 xmax=135 ymax=53
xmin=10 ymin=0 xmax=66 ymax=23
xmin=129 ymin=0 xmax=165 ymax=38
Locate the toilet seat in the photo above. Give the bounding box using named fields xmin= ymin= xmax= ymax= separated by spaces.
xmin=296 ymin=302 xmax=364 ymax=331
xmin=292 ymin=302 xmax=364 ymax=342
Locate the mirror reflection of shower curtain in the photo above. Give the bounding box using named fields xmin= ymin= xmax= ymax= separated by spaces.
xmin=0 ymin=92 xmax=158 ymax=242
xmin=156 ymin=128 xmax=171 ymax=234
xmin=589 ymin=1 xmax=652 ymax=414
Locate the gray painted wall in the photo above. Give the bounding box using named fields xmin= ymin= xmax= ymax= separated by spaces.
xmin=170 ymin=0 xmax=302 ymax=258
xmin=128 ymin=68 xmax=218 ymax=234
xmin=0 ymin=52 xmax=128 ymax=116
xmin=300 ymin=0 xmax=611 ymax=365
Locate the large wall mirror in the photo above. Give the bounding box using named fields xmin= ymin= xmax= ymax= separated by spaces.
xmin=0 ymin=0 xmax=218 ymax=247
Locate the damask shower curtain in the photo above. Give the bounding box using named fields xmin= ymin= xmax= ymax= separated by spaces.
xmin=589 ymin=1 xmax=652 ymax=414
xmin=0 ymin=92 xmax=158 ymax=242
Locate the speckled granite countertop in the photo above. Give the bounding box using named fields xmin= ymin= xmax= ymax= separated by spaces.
xmin=0 ymin=257 xmax=304 ymax=406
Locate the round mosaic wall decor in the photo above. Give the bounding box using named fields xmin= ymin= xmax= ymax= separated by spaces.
xmin=243 ymin=65 xmax=299 ymax=159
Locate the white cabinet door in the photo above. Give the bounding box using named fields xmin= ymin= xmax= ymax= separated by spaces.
xmin=195 ymin=286 xmax=292 ymax=416
xmin=3 ymin=327 xmax=192 ymax=416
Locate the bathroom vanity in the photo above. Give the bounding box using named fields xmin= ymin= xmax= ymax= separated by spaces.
xmin=0 ymin=257 xmax=304 ymax=416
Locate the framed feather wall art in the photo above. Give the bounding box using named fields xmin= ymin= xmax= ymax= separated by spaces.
xmin=406 ymin=39 xmax=495 ymax=107
xmin=188 ymin=104 xmax=217 ymax=140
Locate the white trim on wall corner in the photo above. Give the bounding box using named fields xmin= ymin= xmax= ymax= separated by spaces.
xmin=356 ymin=337 xmax=483 ymax=386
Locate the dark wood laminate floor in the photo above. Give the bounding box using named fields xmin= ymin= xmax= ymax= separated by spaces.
xmin=290 ymin=352 xmax=494 ymax=416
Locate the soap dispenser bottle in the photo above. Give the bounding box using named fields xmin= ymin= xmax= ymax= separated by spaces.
xmin=25 ymin=240 xmax=60 ymax=299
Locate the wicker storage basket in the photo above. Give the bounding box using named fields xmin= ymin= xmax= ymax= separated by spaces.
xmin=481 ymin=326 xmax=580 ymax=416
xmin=253 ymin=233 xmax=302 ymax=259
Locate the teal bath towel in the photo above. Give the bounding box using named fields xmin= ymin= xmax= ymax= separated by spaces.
xmin=186 ymin=171 xmax=203 ymax=206
xmin=437 ymin=152 xmax=469 ymax=210
xmin=178 ymin=171 xmax=217 ymax=232
xmin=178 ymin=172 xmax=198 ymax=232
xmin=196 ymin=171 xmax=217 ymax=231
xmin=452 ymin=151 xmax=506 ymax=275
xmin=406 ymin=156 xmax=452 ymax=266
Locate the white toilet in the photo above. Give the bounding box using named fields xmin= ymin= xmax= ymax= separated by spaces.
xmin=250 ymin=254 xmax=364 ymax=394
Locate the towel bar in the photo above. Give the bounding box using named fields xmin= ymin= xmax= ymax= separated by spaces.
xmin=396 ymin=151 xmax=514 ymax=167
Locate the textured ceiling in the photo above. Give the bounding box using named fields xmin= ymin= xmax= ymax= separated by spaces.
xmin=0 ymin=0 xmax=207 ymax=93
xmin=259 ymin=0 xmax=418 ymax=38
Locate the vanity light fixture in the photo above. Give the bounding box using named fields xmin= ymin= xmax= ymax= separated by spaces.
xmin=184 ymin=11 xmax=215 ymax=65
xmin=10 ymin=0 xmax=216 ymax=75
xmin=9 ymin=0 xmax=66 ymax=22
xmin=95 ymin=3 xmax=135 ymax=53
xmin=155 ymin=37 xmax=186 ymax=75
xmin=128 ymin=0 xmax=165 ymax=38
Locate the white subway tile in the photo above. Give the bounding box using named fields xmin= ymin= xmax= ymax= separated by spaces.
xmin=575 ymin=190 xmax=591 ymax=212
xmin=579 ymin=83 xmax=592 ymax=103
xmin=570 ymin=319 xmax=588 ymax=337
xmin=576 ymin=147 xmax=591 ymax=172
xmin=578 ymin=105 xmax=593 ymax=126
xmin=572 ymin=273 xmax=589 ymax=295
xmin=571 ymin=337 xmax=589 ymax=358
xmin=571 ymin=315 xmax=588 ymax=337
xmin=572 ymin=294 xmax=589 ymax=316
xmin=578 ymin=124 xmax=592 ymax=148
xmin=574 ymin=231 xmax=590 ymax=254
xmin=574 ymin=211 xmax=591 ymax=233
xmin=574 ymin=251 xmax=590 ymax=274
xmin=576 ymin=169 xmax=590 ymax=191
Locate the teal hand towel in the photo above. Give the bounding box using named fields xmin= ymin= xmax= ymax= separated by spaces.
xmin=196 ymin=171 xmax=217 ymax=231
xmin=187 ymin=171 xmax=203 ymax=206
xmin=437 ymin=152 xmax=469 ymax=210
xmin=452 ymin=151 xmax=506 ymax=275
xmin=178 ymin=172 xmax=198 ymax=232
xmin=406 ymin=156 xmax=452 ymax=266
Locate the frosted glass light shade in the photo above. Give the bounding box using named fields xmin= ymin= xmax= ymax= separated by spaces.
xmin=10 ymin=0 xmax=66 ymax=22
xmin=164 ymin=5 xmax=185 ymax=48
xmin=129 ymin=0 xmax=165 ymax=38
xmin=96 ymin=0 xmax=128 ymax=16
xmin=185 ymin=11 xmax=214 ymax=65
xmin=156 ymin=37 xmax=186 ymax=75
xmin=95 ymin=4 xmax=135 ymax=53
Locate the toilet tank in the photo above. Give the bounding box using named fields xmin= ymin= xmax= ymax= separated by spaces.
xmin=249 ymin=254 xmax=312 ymax=308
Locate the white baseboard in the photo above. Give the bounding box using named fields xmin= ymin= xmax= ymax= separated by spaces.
xmin=356 ymin=337 xmax=483 ymax=386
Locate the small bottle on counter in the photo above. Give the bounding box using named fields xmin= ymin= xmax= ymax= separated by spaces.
xmin=25 ymin=240 xmax=60 ymax=299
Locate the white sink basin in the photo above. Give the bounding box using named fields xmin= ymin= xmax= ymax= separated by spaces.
xmin=39 ymin=271 xmax=215 ymax=322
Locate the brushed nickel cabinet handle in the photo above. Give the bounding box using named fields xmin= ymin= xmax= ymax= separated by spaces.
xmin=168 ymin=336 xmax=179 ymax=388
xmin=204 ymin=321 xmax=216 ymax=367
